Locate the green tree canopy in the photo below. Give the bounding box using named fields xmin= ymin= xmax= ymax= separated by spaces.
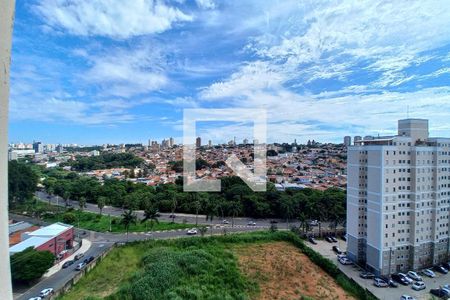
xmin=10 ymin=247 xmax=54 ymax=282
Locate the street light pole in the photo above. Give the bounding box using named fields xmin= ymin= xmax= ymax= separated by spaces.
xmin=0 ymin=1 xmax=15 ymax=298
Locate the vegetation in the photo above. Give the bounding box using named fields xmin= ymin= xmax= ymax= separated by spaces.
xmin=41 ymin=168 xmax=346 ymax=231
xmin=11 ymin=247 xmax=54 ymax=283
xmin=58 ymin=232 xmax=375 ymax=300
xmin=61 ymin=153 xmax=144 ymax=171
xmin=8 ymin=161 xmax=38 ymax=208
xmin=12 ymin=200 xmax=192 ymax=233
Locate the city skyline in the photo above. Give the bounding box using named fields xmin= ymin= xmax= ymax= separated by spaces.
xmin=8 ymin=1 xmax=450 ymax=144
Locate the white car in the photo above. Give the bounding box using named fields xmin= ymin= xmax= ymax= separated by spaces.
xmin=411 ymin=281 xmax=426 ymax=291
xmin=247 ymin=221 xmax=256 ymax=226
xmin=222 ymin=220 xmax=230 ymax=224
xmin=28 ymin=298 xmax=42 ymax=300
xmin=407 ymin=271 xmax=422 ymax=281
xmin=338 ymin=257 xmax=352 ymax=265
xmin=400 ymin=295 xmax=416 ymax=300
xmin=398 ymin=273 xmax=413 ymax=284
xmin=422 ymin=268 xmax=435 ymax=278
xmin=186 ymin=228 xmax=198 ymax=235
xmin=39 ymin=288 xmax=54 ymax=298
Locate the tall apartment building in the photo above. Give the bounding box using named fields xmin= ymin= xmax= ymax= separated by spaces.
xmin=347 ymin=119 xmax=450 ymax=275
xmin=344 ymin=136 xmax=351 ymax=147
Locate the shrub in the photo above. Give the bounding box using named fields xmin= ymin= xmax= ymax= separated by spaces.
xmin=62 ymin=212 xmax=76 ymax=224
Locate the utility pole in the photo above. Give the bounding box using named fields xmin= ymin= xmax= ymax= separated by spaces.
xmin=0 ymin=1 xmax=16 ymax=299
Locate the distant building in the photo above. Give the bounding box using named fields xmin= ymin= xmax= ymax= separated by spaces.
xmin=347 ymin=119 xmax=450 ymax=275
xmin=169 ymin=137 xmax=174 ymax=148
xmin=196 ymin=137 xmax=201 ymax=148
xmin=343 ymin=136 xmax=351 ymax=146
xmin=33 ymin=141 xmax=43 ymax=154
xmin=354 ymin=136 xmax=362 ymax=144
xmin=208 ymin=140 xmax=212 ymax=148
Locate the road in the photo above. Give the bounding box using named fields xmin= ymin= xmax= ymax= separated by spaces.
xmin=11 ymin=212 xmax=269 ymax=300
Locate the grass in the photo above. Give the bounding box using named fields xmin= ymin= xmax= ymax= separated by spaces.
xmin=57 ymin=231 xmax=376 ymax=300
xmin=11 ymin=200 xmax=193 ymax=233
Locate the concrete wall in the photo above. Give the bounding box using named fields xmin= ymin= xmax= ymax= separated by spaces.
xmin=0 ymin=0 xmax=15 ymax=299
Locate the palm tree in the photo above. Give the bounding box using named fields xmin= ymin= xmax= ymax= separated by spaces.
xmin=280 ymin=195 xmax=296 ymax=229
xmin=97 ymin=196 xmax=106 ymax=215
xmin=141 ymin=203 xmax=159 ymax=233
xmin=170 ymin=195 xmax=177 ymax=223
xmin=121 ymin=209 xmax=137 ymax=242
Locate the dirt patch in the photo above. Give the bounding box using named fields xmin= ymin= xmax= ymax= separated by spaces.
xmin=233 ymin=241 xmax=356 ymax=300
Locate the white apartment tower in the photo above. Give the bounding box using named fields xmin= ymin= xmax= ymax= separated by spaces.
xmin=347 ymin=119 xmax=450 ymax=275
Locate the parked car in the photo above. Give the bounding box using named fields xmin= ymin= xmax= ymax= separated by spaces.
xmin=28 ymin=298 xmax=42 ymax=300
xmin=269 ymin=220 xmax=278 ymax=224
xmin=222 ymin=220 xmax=230 ymax=224
xmin=434 ymin=265 xmax=449 ymax=274
xmin=380 ymin=276 xmax=398 ymax=288
xmin=74 ymin=253 xmax=84 ymax=261
xmin=340 ymin=234 xmax=347 ymax=241
xmin=443 ymin=262 xmax=450 ymax=270
xmin=332 ymin=246 xmax=342 ymax=254
xmin=338 ymin=257 xmax=352 ymax=265
xmin=373 ymin=277 xmax=389 ymax=287
xmin=411 ymin=281 xmax=426 ymax=291
xmin=87 ymin=256 xmax=95 ymax=263
xmin=392 ymin=273 xmax=409 ymax=285
xmin=398 ymin=273 xmax=413 ymax=284
xmin=62 ymin=260 xmax=74 ymax=269
xmin=247 ymin=221 xmax=256 ymax=226
xmin=407 ymin=271 xmax=422 ymax=281
xmin=325 ymin=236 xmax=334 ymax=243
xmin=75 ymin=262 xmax=86 ymax=271
xmin=430 ymin=288 xmax=450 ymax=298
xmin=308 ymin=237 xmax=317 ymax=244
xmin=330 ymin=236 xmax=338 ymax=243
xmin=359 ymin=272 xmax=375 ymax=279
xmin=422 ymin=268 xmax=436 ymax=278
xmin=400 ymin=295 xmax=416 ymax=300
xmin=39 ymin=288 xmax=54 ymax=298
xmin=169 ymin=214 xmax=177 ymax=219
xmin=186 ymin=228 xmax=198 ymax=235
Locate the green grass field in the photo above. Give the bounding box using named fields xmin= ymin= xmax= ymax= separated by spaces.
xmin=12 ymin=200 xmax=193 ymax=233
xmin=57 ymin=231 xmax=376 ymax=300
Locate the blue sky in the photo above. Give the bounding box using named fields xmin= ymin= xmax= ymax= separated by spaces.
xmin=8 ymin=0 xmax=450 ymax=145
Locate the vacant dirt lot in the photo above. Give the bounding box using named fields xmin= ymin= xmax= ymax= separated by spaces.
xmin=233 ymin=241 xmax=355 ymax=300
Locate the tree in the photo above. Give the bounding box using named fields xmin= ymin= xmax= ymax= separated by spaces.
xmin=78 ymin=196 xmax=86 ymax=211
xmin=199 ymin=226 xmax=208 ymax=237
xmin=8 ymin=161 xmax=38 ymax=208
xmin=121 ymin=209 xmax=137 ymax=241
xmin=280 ymin=195 xmax=296 ymax=229
xmin=10 ymin=247 xmax=54 ymax=282
xmin=228 ymin=200 xmax=242 ymax=228
xmin=97 ymin=196 xmax=106 ymax=215
xmin=141 ymin=203 xmax=159 ymax=232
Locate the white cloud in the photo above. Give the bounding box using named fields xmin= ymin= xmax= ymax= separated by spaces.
xmin=195 ymin=0 xmax=216 ymax=10
xmin=34 ymin=0 xmax=193 ymax=39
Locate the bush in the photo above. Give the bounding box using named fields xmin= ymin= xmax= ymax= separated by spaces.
xmin=11 ymin=247 xmax=54 ymax=282
xmin=63 ymin=212 xmax=76 ymax=224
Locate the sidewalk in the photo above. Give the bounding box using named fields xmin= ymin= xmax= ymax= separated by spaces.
xmin=44 ymin=239 xmax=92 ymax=277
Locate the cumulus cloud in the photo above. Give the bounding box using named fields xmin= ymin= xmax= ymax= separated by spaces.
xmin=33 ymin=0 xmax=193 ymax=39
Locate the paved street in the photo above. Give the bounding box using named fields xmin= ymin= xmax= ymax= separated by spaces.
xmin=309 ymin=239 xmax=450 ymax=300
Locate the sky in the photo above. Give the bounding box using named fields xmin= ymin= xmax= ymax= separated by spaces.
xmin=8 ymin=0 xmax=450 ymax=145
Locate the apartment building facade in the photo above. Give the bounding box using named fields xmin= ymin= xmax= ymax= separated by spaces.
xmin=347 ymin=119 xmax=450 ymax=275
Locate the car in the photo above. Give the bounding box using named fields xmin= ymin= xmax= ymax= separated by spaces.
xmin=332 ymin=246 xmax=342 ymax=254
xmin=392 ymin=273 xmax=409 ymax=285
xmin=169 ymin=214 xmax=176 ymax=219
xmin=75 ymin=262 xmax=86 ymax=271
xmin=407 ymin=271 xmax=422 ymax=281
xmin=422 ymin=268 xmax=435 ymax=278
xmin=380 ymin=276 xmax=398 ymax=288
xmin=62 ymin=260 xmax=74 ymax=269
xmin=186 ymin=228 xmax=198 ymax=235
xmin=39 ymin=288 xmax=54 ymax=298
xmin=340 ymin=234 xmax=347 ymax=241
xmin=74 ymin=253 xmax=84 ymax=260
xmin=339 ymin=257 xmax=352 ymax=265
xmin=222 ymin=220 xmax=230 ymax=224
xmin=87 ymin=256 xmax=95 ymax=263
xmin=247 ymin=221 xmax=256 ymax=226
xmin=434 ymin=265 xmax=449 ymax=274
xmin=398 ymin=273 xmax=413 ymax=284
xmin=325 ymin=236 xmax=334 ymax=243
xmin=400 ymin=295 xmax=416 ymax=300
xmin=411 ymin=281 xmax=426 ymax=291
xmin=430 ymin=288 xmax=450 ymax=298
xmin=330 ymin=236 xmax=338 ymax=243
xmin=359 ymin=272 xmax=375 ymax=279
xmin=309 ymin=220 xmax=319 ymax=226
xmin=28 ymin=298 xmax=42 ymax=300
xmin=269 ymin=220 xmax=278 ymax=224
xmin=308 ymin=237 xmax=317 ymax=244
xmin=373 ymin=277 xmax=389 ymax=287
